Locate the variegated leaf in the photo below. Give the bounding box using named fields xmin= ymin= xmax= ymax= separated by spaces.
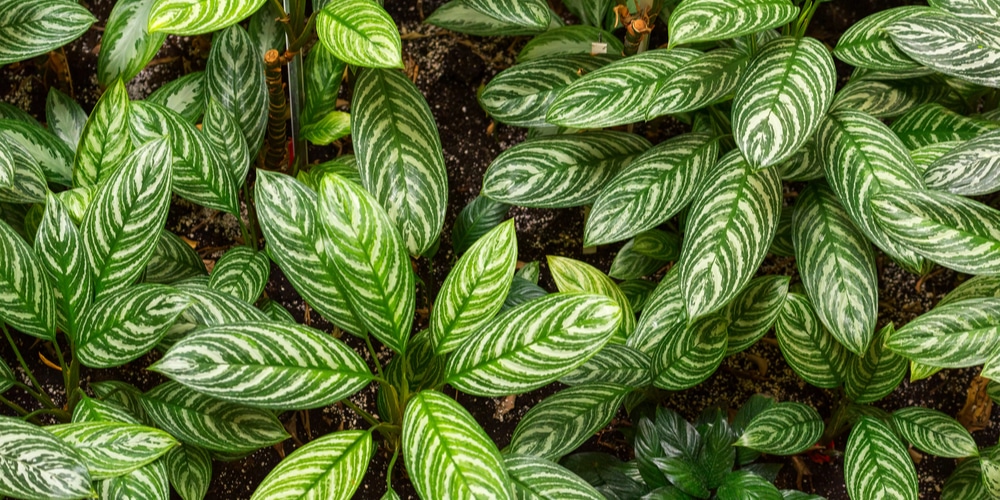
xmin=164 ymin=444 xmax=211 ymax=500
xmin=718 ymin=471 xmax=782 ymax=500
xmin=650 ymin=314 xmax=729 ymax=390
xmin=775 ymin=293 xmax=849 ymax=389
xmin=464 ymin=0 xmax=549 ymax=31
xmin=147 ymin=71 xmax=205 ymax=124
xmin=91 ymin=381 xmax=149 ymax=425
xmin=302 ymin=155 xmax=363 ymax=189
xmin=887 ymin=11 xmax=1000 ymax=88
xmin=205 ymin=25 xmax=268 ymax=154
xmin=0 ymin=103 xmax=36 ymax=124
xmin=618 ymin=279 xmax=656 ymax=313
xmin=0 ymin=140 xmax=12 ymax=189
xmin=559 ymin=343 xmax=652 ymax=388
xmin=845 ymin=417 xmax=918 ymax=500
xmin=258 ymin=298 xmax=295 ymax=324
xmin=426 ymin=0 xmax=548 ymax=36
xmin=939 ymin=274 xmax=1000 ymax=307
xmin=145 ymin=230 xmax=207 ymax=284
xmin=831 ymin=77 xmax=957 ymax=119
xmin=833 ymin=6 xmax=931 ymax=70
xmin=317 ymin=0 xmax=402 ymax=69
xmin=548 ymin=255 xmax=634 ymax=343
xmin=667 ymin=0 xmax=798 ymax=48
xmin=776 ymin=140 xmax=825 ymax=181
xmin=608 ymin=239 xmax=667 ymax=280
xmin=48 ymin=422 xmax=177 ymax=479
xmin=768 ymin=205 xmax=794 ymax=257
xmin=162 ymin=281 xmax=268 ymax=350
xmin=503 ymin=276 xmax=548 ymax=311
xmin=632 ymin=229 xmax=682 ymax=261
xmin=891 ymin=103 xmax=998 ymax=150
xmin=147 ymin=0 xmax=266 ymax=35
xmin=35 ymin=194 xmax=91 ymax=335
xmin=0 ymin=0 xmax=95 ymax=65
xmin=0 ymin=356 xmax=14 ymax=393
xmin=508 ymin=383 xmax=629 ymax=461
xmin=98 ymin=0 xmax=167 ymax=86
xmin=628 ymin=268 xmax=686 ymax=355
xmin=924 ymin=129 xmax=1000 ymax=195
xmin=52 ymin=187 xmax=93 ymax=225
xmin=679 ymin=150 xmax=782 ymax=318
xmin=725 ymin=275 xmax=789 ymax=355
xmin=302 ymin=42 xmax=346 ymax=129
xmin=733 ymin=36 xmax=836 ymax=168
xmin=352 ymin=67 xmax=448 ymax=256
xmin=97 ymin=457 xmax=169 ymax=500
xmin=0 ymin=212 xmax=56 ymax=340
xmin=81 ymin=139 xmax=172 ymax=300
xmin=0 ymin=140 xmax=47 ymax=204
xmin=585 ymin=133 xmax=717 ymax=246
xmin=517 ymin=26 xmax=622 ymax=62
xmin=735 ymin=402 xmax=823 ymax=455
xmin=403 ymin=391 xmax=514 ymax=500
xmin=203 ymin=99 xmax=250 ymax=184
xmin=432 ymin=220 xmax=516 ymax=354
xmin=445 ymin=293 xmax=621 ymax=396
xmin=892 ymin=407 xmax=978 ymax=458
xmin=317 ymin=174 xmax=415 ymax=353
xmin=45 ymin=88 xmax=86 ymax=152
xmin=451 ymin=195 xmax=510 ymax=255
xmin=249 ymin=0 xmax=284 ymax=58
xmin=208 ymin=246 xmax=269 ymax=304
xmin=845 ymin=324 xmax=907 ymax=404
xmin=74 ymin=79 xmax=132 ymax=187
xmin=913 ymin=142 xmax=961 ymax=171
xmin=647 ymin=48 xmax=750 ymax=118
xmin=887 ymin=297 xmax=1000 ymax=367
xmin=504 ymin=454 xmax=604 ymax=500
xmin=73 ymin=394 xmax=141 ymax=425
xmin=0 ymin=118 xmax=74 ymax=186
xmin=251 ymin=431 xmax=371 ymax=500
xmin=482 ymin=131 xmax=650 ymax=208
xmin=930 ymin=0 xmax=1000 ymax=22
xmin=141 ymin=382 xmax=288 ymax=453
xmin=0 ymin=416 xmax=92 ymax=500
xmin=943 ymin=457 xmax=988 ymax=500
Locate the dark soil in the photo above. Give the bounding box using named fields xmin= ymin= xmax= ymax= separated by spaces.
xmin=0 ymin=0 xmax=995 ymax=499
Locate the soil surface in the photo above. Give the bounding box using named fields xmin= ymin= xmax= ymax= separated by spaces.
xmin=0 ymin=0 xmax=994 ymax=499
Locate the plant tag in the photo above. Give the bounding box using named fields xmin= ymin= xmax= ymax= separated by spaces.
xmin=591 ymin=42 xmax=608 ymax=55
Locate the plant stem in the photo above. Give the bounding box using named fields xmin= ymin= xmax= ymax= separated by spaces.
xmin=0 ymin=395 xmax=29 ymax=416
xmin=51 ymin=338 xmax=69 ymax=390
xmin=285 ymin=0 xmax=308 ymax=176
xmin=21 ymin=407 xmax=70 ymax=423
xmin=342 ymin=398 xmax=380 ymax=427
xmin=796 ymin=0 xmax=820 ymax=38
xmin=2 ymin=324 xmax=56 ymax=409
xmin=263 ymin=49 xmax=291 ymax=172
xmin=364 ymin=334 xmax=387 ymax=382
xmin=386 ymin=445 xmax=400 ymax=492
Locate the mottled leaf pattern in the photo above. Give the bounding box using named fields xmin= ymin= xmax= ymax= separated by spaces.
xmin=651 ymin=314 xmax=729 ymax=390
xmin=208 ymin=246 xmax=269 ymax=304
xmin=74 ymin=80 xmax=133 ymax=187
xmin=548 ymin=255 xmax=634 ymax=343
xmin=147 ymin=0 xmax=266 ymax=35
xmin=831 ymin=77 xmax=957 ymax=119
xmin=924 ymin=129 xmax=1000 ymax=195
xmin=145 ymin=231 xmax=207 ymax=284
xmin=147 ymin=71 xmax=205 ymax=124
xmin=891 ymin=103 xmax=998 ymax=150
xmin=892 ymin=407 xmax=978 ymax=458
xmin=887 ymin=11 xmax=1000 ymax=88
xmin=833 ymin=7 xmax=931 ymax=70
xmin=559 ymin=343 xmax=652 ymax=388
xmin=251 ymin=431 xmax=372 ymax=500
xmin=845 ymin=324 xmax=907 ymax=404
xmin=504 ymin=454 xmax=604 ymax=500
xmin=725 ymin=275 xmax=790 ymax=355
xmin=845 ymin=417 xmax=918 ymax=500
xmin=48 ymin=422 xmax=177 ymax=479
xmin=0 ymin=416 xmax=92 ymax=500
xmin=164 ymin=444 xmax=212 ymax=500
xmin=887 ymin=297 xmax=1000 ymax=367
xmin=0 ymin=203 xmax=56 ymax=340
xmin=628 ymin=269 xmax=686 ymax=355
xmin=735 ymin=403 xmax=823 ymax=455
xmin=775 ymin=293 xmax=849 ymax=389
xmin=45 ymin=88 xmax=86 ymax=152
xmin=647 ymin=48 xmax=750 ymax=117
xmin=0 ymin=118 xmax=74 ymax=186
xmin=205 ymin=25 xmax=268 ymax=154
xmin=464 ymin=0 xmax=549 ymax=31
xmin=667 ymin=0 xmax=798 ymax=48
xmin=203 ymin=99 xmax=251 ymax=184
xmin=426 ymin=0 xmax=548 ymax=36
xmin=98 ymin=460 xmax=169 ymax=500
xmin=316 ymin=0 xmax=402 ymax=68
xmin=0 ymin=0 xmax=95 ymax=65
xmin=608 ymin=239 xmax=667 ymax=280
xmin=517 ymin=26 xmax=622 ymax=61
xmin=98 ymin=0 xmax=166 ymax=86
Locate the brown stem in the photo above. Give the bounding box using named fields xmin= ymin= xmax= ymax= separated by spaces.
xmin=264 ymin=49 xmax=291 ymax=172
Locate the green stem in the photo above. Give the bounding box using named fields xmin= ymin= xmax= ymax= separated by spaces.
xmin=795 ymin=0 xmax=820 ymax=38
xmin=2 ymin=324 xmax=56 ymax=409
xmin=385 ymin=445 xmax=400 ymax=493
xmin=22 ymin=407 xmax=70 ymax=423
xmin=364 ymin=334 xmax=386 ymax=381
xmin=51 ymin=338 xmax=69 ymax=391
xmin=342 ymin=398 xmax=380 ymax=427
xmin=66 ymin=344 xmax=80 ymax=413
xmin=0 ymin=395 xmax=29 ymax=416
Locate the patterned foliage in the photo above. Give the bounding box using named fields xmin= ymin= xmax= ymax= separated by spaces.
xmin=608 ymin=239 xmax=668 ymax=280
xmin=45 ymin=88 xmax=86 ymax=152
xmin=628 ymin=268 xmax=686 ymax=355
xmin=559 ymin=343 xmax=652 ymax=388
xmin=426 ymin=0 xmax=549 ymax=37
xmin=775 ymin=293 xmax=849 ymax=389
xmin=831 ymin=76 xmax=959 ymax=119
xmin=203 ymin=99 xmax=251 ymax=184
xmin=48 ymin=422 xmax=177 ymax=479
xmin=887 ymin=297 xmax=1000 ymax=368
xmin=205 ymin=25 xmax=268 ymax=154
xmin=0 ymin=416 xmax=92 ymax=500
xmin=302 ymin=42 xmax=347 ymax=129
xmin=938 ymin=274 xmax=1000 ymax=307
xmin=251 ymin=431 xmax=372 ymax=500
xmin=98 ymin=0 xmax=166 ymax=86
xmin=891 ymin=103 xmax=998 ymax=150
xmin=845 ymin=324 xmax=907 ymax=404
xmin=316 ymin=0 xmax=402 ymax=68
xmin=845 ymin=417 xmax=918 ymax=500
xmin=887 ymin=11 xmax=1000 ymax=88
xmin=144 ymin=232 xmax=206 ymax=284
xmin=0 ymin=214 xmax=57 ymax=337
xmin=1 ymin=118 xmax=75 ymax=186
xmin=34 ymin=193 xmax=89 ymax=335
xmin=517 ymin=25 xmax=622 ymax=61
xmin=650 ymin=314 xmax=729 ymax=390
xmin=97 ymin=459 xmax=169 ymax=500
xmin=147 ymin=71 xmax=205 ymax=123
xmin=548 ymin=255 xmax=634 ymax=343
xmin=147 ymin=0 xmax=265 ymax=35
xmin=74 ymin=79 xmax=133 ymax=188
xmin=208 ymin=246 xmax=269 ymax=304
xmin=646 ymin=48 xmax=751 ymax=118
xmin=925 ymin=129 xmax=1000 ymax=195
xmin=735 ymin=402 xmax=824 ymax=455
xmin=464 ymin=0 xmax=550 ymax=30
xmin=0 ymin=141 xmax=47 ymax=204
xmin=164 ymin=444 xmax=212 ymax=500
xmin=892 ymin=407 xmax=978 ymax=458
xmin=667 ymin=0 xmax=799 ymax=48
xmin=451 ymin=195 xmax=510 ymax=255
xmin=724 ymin=275 xmax=790 ymax=355
xmin=504 ymin=454 xmax=604 ymax=500
xmin=0 ymin=0 xmax=95 ymax=65
xmin=833 ymin=6 xmax=932 ymax=70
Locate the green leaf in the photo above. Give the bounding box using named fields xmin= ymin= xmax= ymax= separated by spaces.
xmin=647 ymin=48 xmax=751 ymax=118
xmin=248 ymin=0 xmax=284 ymax=58
xmin=452 ymin=195 xmax=510 ymax=255
xmin=45 ymin=87 xmax=87 ymax=152
xmin=403 ymin=391 xmax=514 ymax=500
xmin=464 ymin=0 xmax=549 ymax=31
xmin=628 ymin=268 xmax=685 ymax=355
xmin=91 ymin=381 xmax=149 ymax=424
xmin=205 ymin=25 xmax=268 ymax=154
xmin=618 ymin=279 xmax=657 ymax=313
xmin=0 ymin=141 xmax=47 ymax=204
xmin=317 ymin=0 xmax=402 ymax=69
xmin=679 ymin=150 xmax=782 ymax=318
xmin=302 ymin=42 xmax=346 ymax=129
xmin=432 ymin=220 xmax=516 ymax=354
xmin=0 ymin=118 xmax=74 ymax=186
xmin=302 ymin=156 xmax=363 ymax=189
xmin=255 ymin=171 xmax=364 ymax=334
xmin=258 ymin=298 xmax=295 ymax=323
xmin=74 ymin=79 xmax=132 ymax=187
xmin=585 ymin=133 xmax=717 ymax=246
xmin=98 ymin=0 xmax=167 ymax=86
xmin=833 ymin=6 xmax=931 ymax=70
xmin=517 ymin=26 xmax=622 ymax=62
xmin=768 ymin=206 xmax=794 ymax=257
xmin=845 ymin=417 xmax=918 ymax=500
xmin=426 ymin=0 xmax=548 ymax=36
xmin=548 ymin=255 xmax=634 ymax=343
xmin=251 ymin=431 xmax=372 ymax=500
xmin=892 ymin=407 xmax=978 ymax=458
xmin=208 ymin=246 xmax=269 ymax=304
xmin=73 ymin=394 xmax=141 ymax=425
xmin=164 ymin=444 xmax=212 ymax=500
xmin=985 ymin=459 xmax=1000 ymax=498
xmin=776 ymin=140 xmax=824 ymax=181
xmin=725 ymin=275 xmax=789 ymax=355
xmin=352 ymin=67 xmax=448 ymax=256
xmin=774 ymin=293 xmax=849 ymax=389
xmin=147 ymin=0 xmax=266 ymax=35
xmin=891 ymin=103 xmax=998 ymax=150
xmin=35 ymin=193 xmax=90 ymax=336
xmin=147 ymin=71 xmax=205 ymax=124
xmin=445 ymin=293 xmax=621 ymax=396
xmin=503 ymin=276 xmax=548 ymax=311
xmin=608 ymin=238 xmax=668 ymax=280
xmin=887 ymin=297 xmax=1000 ymax=367
xmin=97 ymin=459 xmax=168 ymax=500
xmin=831 ymin=77 xmax=958 ymax=119
xmin=929 ymin=0 xmax=1000 ymax=22
xmin=872 ymin=188 xmax=1000 ymax=274
xmin=203 ymin=99 xmax=251 ymax=184
xmin=0 ymin=214 xmax=56 ymax=340
xmin=0 ymin=0 xmax=95 ymax=65
xmin=559 ymin=343 xmax=652 ymax=388
xmin=140 ymin=382 xmax=289 ymax=454
xmin=633 ymin=229 xmax=682 ymax=261
xmin=939 ymin=275 xmax=1000 ymax=307
xmin=651 ymin=314 xmax=729 ymax=390
xmin=152 ymin=322 xmax=372 ymax=409
xmin=733 ymin=36 xmax=836 ymax=168
xmin=0 ymin=416 xmax=92 ymax=500
xmin=547 ymin=49 xmax=700 ymax=129
xmin=818 ymin=110 xmax=927 ymax=274
xmin=887 ymin=11 xmax=1000 ymax=88
xmin=145 ymin=231 xmax=207 ymax=284
xmin=130 ymin=101 xmax=239 ymax=214
xmin=735 ymin=402 xmax=823 ymax=455
xmin=505 ymin=454 xmax=604 ymax=500
xmin=667 ymin=0 xmax=798 ymax=48
xmin=81 ymin=139 xmax=172 ymax=300
xmin=717 ymin=471 xmax=782 ymax=500
xmin=942 ymin=457 xmax=988 ymax=500
xmin=301 ymin=110 xmax=351 ymax=145
xmin=317 ymin=174 xmax=415 ymax=353
xmin=483 ymin=131 xmax=650 ymax=208
xmin=0 ymin=356 xmax=14 ymax=394
xmin=162 ymin=281 xmax=269 ymax=349
xmin=48 ymin=422 xmax=177 ymax=479
xmin=845 ymin=324 xmax=907 ymax=404
xmin=924 ymin=129 xmax=1000 ymax=195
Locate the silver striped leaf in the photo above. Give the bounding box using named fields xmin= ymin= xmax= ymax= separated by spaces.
xmin=585 ymin=133 xmax=718 ymax=246
xmin=35 ymin=193 xmax=92 ymax=336
xmin=517 ymin=261 xmax=540 ymax=283
xmin=872 ymin=188 xmax=1000 ymax=274
xmin=912 ymin=141 xmax=961 ymax=170
xmin=775 ymin=293 xmax=849 ymax=389
xmin=0 ymin=140 xmax=47 ymax=204
xmin=943 ymin=458 xmax=988 ymax=500
xmin=403 ymin=390 xmax=515 ymax=500
xmin=667 ymin=0 xmax=798 ymax=48
xmin=0 ymin=118 xmax=74 ymax=186
xmin=480 ymin=54 xmax=618 ymax=128
xmin=732 ymin=36 xmax=836 ymax=169
xmin=52 ymin=187 xmax=94 ymax=225
xmin=255 ymin=171 xmax=364 ymax=335
xmin=628 ymin=268 xmax=685 ymax=355
xmin=74 ymin=284 xmax=189 ymax=368
xmin=205 ymin=25 xmax=267 ymax=155
xmin=817 ymin=110 xmax=928 ymax=274
xmin=91 ymin=381 xmax=149 ymax=425
xmin=164 ymin=444 xmax=211 ymax=500
xmin=97 ymin=457 xmax=169 ymax=500
xmin=0 ymin=103 xmax=36 ymax=124
xmin=517 ymin=26 xmax=622 ymax=62
xmin=144 ymin=230 xmax=207 ymax=285
xmin=161 ymin=281 xmax=268 ymax=350
xmin=679 ymin=150 xmax=782 ymax=318
xmin=352 ymin=67 xmax=448 ymax=256
xmin=73 ymin=395 xmax=142 ymax=425
xmin=891 ymin=103 xmax=998 ymax=150
xmin=146 ymin=71 xmax=205 ymax=124
xmin=0 ymin=139 xmax=11 ymax=189
xmin=140 ymin=381 xmax=289 ymax=453
xmin=302 ymin=42 xmax=346 ymax=129
xmin=81 ymin=139 xmax=172 ymax=300
xmin=426 ymin=0 xmax=548 ymax=36
xmin=930 ymin=0 xmax=1000 ymax=22
xmin=504 ymin=454 xmax=604 ymax=500
xmin=251 ymin=431 xmax=372 ymax=500
xmin=249 ymin=1 xmax=284 ymax=57
xmin=831 ymin=77 xmax=958 ymax=119
xmin=735 ymin=402 xmax=823 ymax=455
xmin=887 ymin=11 xmax=1000 ymax=88
xmin=887 ymin=297 xmax=1000 ymax=367
xmin=432 ymin=220 xmax=517 ymax=354
xmin=451 ymin=195 xmax=510 ymax=256
xmin=650 ymin=314 xmax=729 ymax=390
xmin=482 ymin=131 xmax=650 ymax=208
xmin=0 ymin=208 xmax=56 ymax=340
xmin=0 ymin=0 xmax=95 ymax=65
xmin=74 ymin=79 xmax=132 ymax=187
xmin=316 ymin=0 xmax=402 ymax=69
xmin=776 ymin=140 xmax=825 ymax=181
xmin=46 ymin=88 xmax=87 ymax=152
xmin=48 ymin=422 xmax=177 ymax=479
xmin=507 ymin=383 xmax=629 ymax=461
xmin=503 ymin=276 xmax=548 ymax=311
xmin=548 ymin=255 xmax=634 ymax=343
xmin=445 ymin=293 xmax=621 ymax=396
xmin=892 ymin=407 xmax=978 ymax=458
xmin=559 ymin=343 xmax=652 ymax=388
xmin=793 ymin=182 xmax=877 ymax=356
xmin=925 ymin=129 xmax=1000 ymax=195
xmin=258 ymin=298 xmax=295 ymax=324
xmin=546 ymin=49 xmax=702 ymax=129
xmin=938 ymin=274 xmax=1000 ymax=307
xmin=845 ymin=417 xmax=918 ymax=500
xmin=632 ymin=229 xmax=682 ymax=261
xmin=303 ymin=111 xmax=350 ymax=146
xmin=302 ymin=155 xmax=363 ymax=189
xmin=316 ymin=174 xmax=415 ymax=354
xmin=833 ymin=6 xmax=932 ymax=70
xmin=909 ymin=360 xmax=943 ymax=383
xmin=147 ymin=0 xmax=266 ymax=36
xmin=208 ymin=246 xmax=269 ymax=304
xmin=152 ymin=322 xmax=372 ymax=409
xmin=618 ymin=279 xmax=657 ymax=313
xmin=464 ymin=0 xmax=549 ymax=31
xmin=646 ymin=48 xmax=750 ymax=118
xmin=98 ymin=0 xmax=166 ymax=87
xmin=987 ymin=459 xmax=1000 ymax=498
xmin=724 ymin=275 xmax=789 ymax=355
xmin=844 ymin=324 xmax=907 ymax=404
xmin=203 ymin=99 xmax=251 ymax=184
xmin=607 ymin=238 xmax=667 ymax=280
xmin=130 ymin=101 xmax=239 ymax=214
xmin=0 ymin=416 xmax=92 ymax=500
xmin=0 ymin=356 xmax=13 ymax=393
